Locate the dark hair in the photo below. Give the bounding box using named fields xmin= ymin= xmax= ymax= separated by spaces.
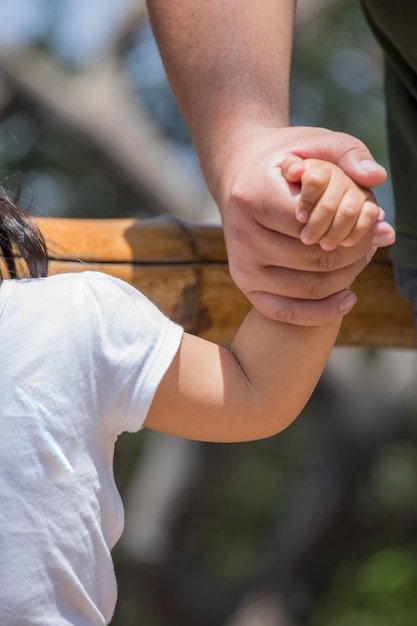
xmin=0 ymin=188 xmax=48 ymax=280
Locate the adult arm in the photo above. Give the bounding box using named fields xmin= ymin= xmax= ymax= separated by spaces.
xmin=146 ymin=0 xmax=388 ymax=325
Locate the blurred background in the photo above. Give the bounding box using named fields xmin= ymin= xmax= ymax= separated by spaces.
xmin=2 ymin=1 xmax=417 ymax=624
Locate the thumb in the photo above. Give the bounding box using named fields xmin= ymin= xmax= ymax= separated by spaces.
xmin=298 ymin=129 xmax=387 ymax=189
xmin=278 ymin=154 xmax=305 ymax=183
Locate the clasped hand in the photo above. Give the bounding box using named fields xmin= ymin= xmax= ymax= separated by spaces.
xmin=216 ymin=126 xmax=394 ymax=325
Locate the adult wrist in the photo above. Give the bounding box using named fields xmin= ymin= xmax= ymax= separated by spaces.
xmin=197 ymin=118 xmax=289 ymax=207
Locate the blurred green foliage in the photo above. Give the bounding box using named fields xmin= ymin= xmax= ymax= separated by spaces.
xmin=313 ymin=546 xmax=417 ymax=626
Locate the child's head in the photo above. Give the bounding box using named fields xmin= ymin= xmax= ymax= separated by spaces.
xmin=0 ymin=187 xmax=48 ymax=281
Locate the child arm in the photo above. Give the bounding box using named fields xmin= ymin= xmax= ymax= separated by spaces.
xmin=144 ymin=310 xmax=345 ymax=443
xmin=145 ymin=154 xmax=394 ymax=444
xmin=280 ymin=155 xmax=395 ymax=251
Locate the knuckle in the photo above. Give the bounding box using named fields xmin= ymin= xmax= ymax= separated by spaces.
xmin=278 ymin=296 xmax=329 ymax=326
xmin=229 ymin=178 xmax=263 ymax=219
xmin=276 ymin=301 xmax=302 ymax=325
xmin=339 ymin=204 xmax=357 ymax=220
xmin=308 ymin=277 xmax=328 ymax=300
xmin=252 ymin=290 xmax=337 ymax=326
xmin=362 ymin=202 xmax=380 ymax=222
xmin=304 ymin=169 xmax=327 ymax=189
xmin=248 ymin=291 xmax=290 ymax=323
xmin=229 ymin=186 xmax=254 ymax=217
xmin=229 ymin=178 xmax=273 ymax=222
xmin=250 ymin=291 xmax=305 ymax=325
xmin=317 ymin=249 xmax=339 ymax=271
xmin=319 ymin=198 xmax=337 ymax=215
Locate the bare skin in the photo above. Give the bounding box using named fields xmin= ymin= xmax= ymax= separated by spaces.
xmin=146 ymin=313 xmax=342 ymax=442
xmin=146 ymin=0 xmax=390 ymax=325
xmin=145 ymin=158 xmax=393 ymax=443
xmin=279 ymin=155 xmax=395 ymax=251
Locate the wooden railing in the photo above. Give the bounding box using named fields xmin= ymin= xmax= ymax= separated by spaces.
xmin=35 ymin=217 xmax=415 ymax=349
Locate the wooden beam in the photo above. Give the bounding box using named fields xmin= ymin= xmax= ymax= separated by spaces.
xmin=32 ymin=217 xmax=415 ymax=349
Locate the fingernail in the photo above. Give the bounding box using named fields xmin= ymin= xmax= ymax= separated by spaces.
xmin=301 ymin=235 xmax=313 ymax=245
xmin=339 ymin=292 xmax=357 ymax=313
xmin=360 ymin=159 xmax=386 ymax=174
xmin=320 ymin=241 xmax=336 ymax=251
xmin=288 ymin=163 xmax=301 ymax=177
xmin=371 ymin=232 xmax=395 ymax=246
xmin=297 ymin=210 xmax=308 ymax=223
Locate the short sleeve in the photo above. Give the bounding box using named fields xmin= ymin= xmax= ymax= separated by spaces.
xmin=81 ymin=272 xmax=183 ymax=435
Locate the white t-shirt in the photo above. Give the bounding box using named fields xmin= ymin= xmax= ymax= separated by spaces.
xmin=0 ymin=271 xmax=183 ymax=625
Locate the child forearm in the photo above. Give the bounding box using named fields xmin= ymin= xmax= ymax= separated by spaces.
xmin=146 ymin=308 xmax=342 ymax=443
xmin=229 ymin=310 xmax=342 ymax=440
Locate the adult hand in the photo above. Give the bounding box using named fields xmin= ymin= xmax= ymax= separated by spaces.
xmin=216 ymin=125 xmax=391 ymax=325
xmin=146 ymin=2 xmax=389 ymax=325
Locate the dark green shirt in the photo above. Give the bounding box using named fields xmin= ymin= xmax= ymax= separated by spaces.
xmin=361 ymin=0 xmax=417 ymax=266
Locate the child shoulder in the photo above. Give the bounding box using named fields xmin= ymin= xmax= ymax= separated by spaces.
xmin=6 ymin=271 xmax=143 ymax=309
xmin=35 ymin=270 xmax=136 ymax=294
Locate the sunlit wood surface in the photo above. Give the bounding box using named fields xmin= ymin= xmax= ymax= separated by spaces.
xmin=34 ymin=217 xmax=415 ymax=349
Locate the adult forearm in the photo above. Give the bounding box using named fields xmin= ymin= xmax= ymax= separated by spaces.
xmin=146 ymin=0 xmax=386 ymax=329
xmin=146 ymin=0 xmax=296 ymax=195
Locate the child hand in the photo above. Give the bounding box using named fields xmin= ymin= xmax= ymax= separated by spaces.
xmin=280 ymin=155 xmax=395 ymax=251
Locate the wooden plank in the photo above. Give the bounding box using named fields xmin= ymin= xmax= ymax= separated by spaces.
xmin=46 ymin=260 xmax=250 ymax=346
xmin=37 ymin=216 xmax=227 ymax=262
xmin=337 ymin=254 xmax=415 ymax=348
xmin=10 ymin=217 xmax=417 ymax=348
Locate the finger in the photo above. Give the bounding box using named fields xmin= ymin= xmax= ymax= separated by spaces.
xmin=245 ymin=250 xmax=371 ymax=325
xmin=318 ymin=189 xmax=378 ymax=251
xmin=299 ymin=176 xmax=346 ymax=245
xmin=279 ymin=155 xmax=305 ymax=184
xmin=297 ymin=163 xmax=332 ymax=224
xmin=226 ymin=223 xmax=372 ymax=276
xmin=246 ymin=255 xmax=369 ymax=301
xmin=345 ymin=220 xmax=395 ymax=251
xmin=231 ymin=249 xmax=370 ymax=307
xmin=248 ymin=289 xmax=358 ymax=326
xmin=338 ymin=198 xmax=382 ymax=248
xmin=369 ymin=220 xmax=396 ymax=247
xmin=297 ymin=129 xmax=387 ymax=188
